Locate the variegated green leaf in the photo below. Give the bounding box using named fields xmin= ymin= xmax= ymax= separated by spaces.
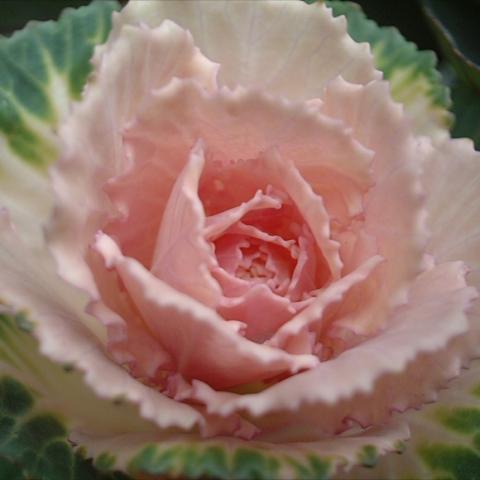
xmin=74 ymin=422 xmax=407 ymax=480
xmin=326 ymin=0 xmax=452 ymax=138
xmin=0 ymin=312 xmax=407 ymax=480
xmin=0 ymin=0 xmax=119 ymax=169
xmin=0 ymin=314 xmax=132 ymax=480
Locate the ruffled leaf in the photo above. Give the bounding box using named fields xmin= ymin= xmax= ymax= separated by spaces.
xmin=73 ymin=418 xmax=408 ymax=480
xmin=175 ymin=262 xmax=475 ymax=440
xmin=0 ymin=308 xmax=161 ymax=439
xmin=326 ymin=0 xmax=452 ymax=138
xmin=48 ymin=18 xmax=219 ymax=296
xmin=0 ymin=212 xmax=206 ymax=435
xmin=337 ymin=360 xmax=480 ymax=480
xmin=113 ymin=0 xmax=380 ymax=101
xmin=0 ymin=312 xmax=408 ymax=479
xmin=335 ymin=119 xmax=480 ymax=480
xmin=320 ymin=77 xmax=427 ymax=336
xmin=94 ymin=233 xmax=318 ymax=391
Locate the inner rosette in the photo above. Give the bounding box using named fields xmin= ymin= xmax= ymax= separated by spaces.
xmin=86 ymin=71 xmax=408 ymax=398
xmin=45 ymin=17 xmax=476 ymax=442
xmin=171 ymin=143 xmax=345 ymax=344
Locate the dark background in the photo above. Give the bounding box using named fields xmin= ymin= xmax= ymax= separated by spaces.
xmin=0 ymin=0 xmax=440 ymax=56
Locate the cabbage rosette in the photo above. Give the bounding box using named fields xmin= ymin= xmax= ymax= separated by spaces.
xmin=0 ymin=1 xmax=479 ymax=479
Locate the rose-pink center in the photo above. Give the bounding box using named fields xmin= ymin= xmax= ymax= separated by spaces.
xmin=213 ymin=220 xmax=320 ymax=299
xmin=198 ymin=178 xmax=329 ymax=343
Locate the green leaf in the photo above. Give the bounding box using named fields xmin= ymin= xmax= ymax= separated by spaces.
xmin=124 ymin=440 xmax=334 ymax=480
xmin=418 ymin=444 xmax=480 ymax=480
xmin=0 ymin=0 xmax=119 ymax=170
xmin=0 ymin=374 xmax=128 ymax=480
xmin=357 ymin=445 xmax=378 ymax=469
xmin=0 ymin=455 xmax=27 ymax=480
xmin=421 ymin=0 xmax=480 ymax=91
xmin=326 ymin=0 xmax=452 ymax=137
xmin=77 ymin=420 xmax=407 ymax=480
xmin=414 ymin=374 xmax=480 ymax=480
xmin=0 ymin=313 xmax=136 ymax=480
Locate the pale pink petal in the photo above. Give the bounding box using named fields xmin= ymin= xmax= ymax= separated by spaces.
xmin=213 ymin=229 xmax=298 ymax=299
xmin=0 ymin=211 xmax=203 ymax=432
xmin=193 ymin=262 xmax=476 ymax=436
xmin=86 ymin=246 xmax=172 ymax=379
xmin=125 ymin=79 xmax=374 ymax=207
xmin=113 ymin=1 xmax=380 ymax=100
xmin=149 ymin=141 xmax=221 ymax=308
xmin=300 ymin=169 xmax=368 ymax=225
xmin=125 ymin=81 xmax=370 ymax=279
xmin=320 ymin=77 xmax=427 ymax=334
xmin=262 ymin=242 xmax=297 ymax=296
xmin=422 ymin=138 xmax=480 ymax=269
xmin=163 ymin=374 xmax=259 ymax=440
xmin=335 ymin=224 xmax=379 ymax=275
xmin=213 ymin=235 xmax=248 ymax=276
xmin=87 ymin=301 xmax=171 ymax=379
xmin=267 ymin=255 xmax=383 ymax=349
xmin=259 ymin=149 xmax=343 ymax=280
xmin=218 ymin=284 xmax=310 ymax=343
xmin=287 ymin=231 xmax=318 ymax=300
xmin=421 ymin=137 xmax=480 ymax=363
xmin=213 ymin=238 xmax=271 ymax=299
xmin=95 ymin=233 xmax=319 ymax=389
xmin=47 ymin=20 xmax=219 ymax=295
xmin=199 ymin=410 xmax=260 ymax=441
xmin=212 ymin=267 xmax=257 ymax=300
xmin=204 ymin=190 xmax=282 ymax=239
xmin=282 ymin=329 xmax=317 ymax=356
xmin=224 ymin=223 xmax=295 ymax=251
